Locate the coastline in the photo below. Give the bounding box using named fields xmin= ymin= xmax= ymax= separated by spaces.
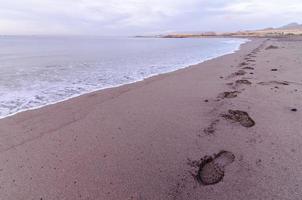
xmin=0 ymin=37 xmax=248 ymax=120
xmin=1 ymin=37 xmax=302 ymax=199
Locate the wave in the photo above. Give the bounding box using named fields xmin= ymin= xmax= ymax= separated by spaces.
xmin=0 ymin=37 xmax=248 ymax=119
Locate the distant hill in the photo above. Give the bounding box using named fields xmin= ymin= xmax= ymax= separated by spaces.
xmin=158 ymin=23 xmax=302 ymax=38
xmin=278 ymin=23 xmax=302 ymax=30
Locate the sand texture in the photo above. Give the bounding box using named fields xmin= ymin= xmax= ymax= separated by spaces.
xmin=0 ymin=37 xmax=302 ymax=199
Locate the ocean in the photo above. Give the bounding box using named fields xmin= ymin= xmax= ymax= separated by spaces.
xmin=0 ymin=36 xmax=247 ymax=118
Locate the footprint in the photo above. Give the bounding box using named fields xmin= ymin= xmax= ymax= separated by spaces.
xmin=258 ymin=81 xmax=289 ymax=86
xmin=245 ymin=59 xmax=256 ymax=62
xmin=226 ymin=79 xmax=252 ymax=88
xmin=234 ymin=70 xmax=246 ymax=76
xmin=197 ymin=151 xmax=235 ymax=185
xmin=232 ymin=79 xmax=252 ymax=88
xmin=238 ymin=62 xmax=248 ymax=67
xmin=235 ymin=79 xmax=252 ymax=86
xmin=265 ymin=45 xmax=279 ymax=50
xmin=242 ymin=66 xmax=254 ymax=70
xmin=222 ymin=110 xmax=255 ymax=128
xmin=228 ymin=70 xmax=246 ymax=78
xmin=217 ymin=91 xmax=240 ymax=99
xmin=203 ymin=119 xmax=219 ymax=135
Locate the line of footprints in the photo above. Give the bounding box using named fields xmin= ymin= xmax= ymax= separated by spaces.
xmin=192 ymin=42 xmax=265 ymax=186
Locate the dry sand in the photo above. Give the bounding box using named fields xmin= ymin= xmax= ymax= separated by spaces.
xmin=0 ymin=37 xmax=302 ymax=199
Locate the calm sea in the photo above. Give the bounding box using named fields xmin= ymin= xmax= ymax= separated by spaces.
xmin=0 ymin=36 xmax=247 ymax=118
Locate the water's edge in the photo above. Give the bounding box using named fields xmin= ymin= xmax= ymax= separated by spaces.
xmin=0 ymin=38 xmax=250 ymax=120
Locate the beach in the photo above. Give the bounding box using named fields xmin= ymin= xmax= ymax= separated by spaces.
xmin=0 ymin=37 xmax=302 ymax=199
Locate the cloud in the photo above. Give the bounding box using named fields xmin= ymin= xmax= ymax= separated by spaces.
xmin=0 ymin=0 xmax=301 ymax=35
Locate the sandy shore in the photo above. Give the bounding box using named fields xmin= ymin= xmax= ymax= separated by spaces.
xmin=0 ymin=37 xmax=302 ymax=200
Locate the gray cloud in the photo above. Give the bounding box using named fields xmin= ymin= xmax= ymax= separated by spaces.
xmin=0 ymin=0 xmax=301 ymax=35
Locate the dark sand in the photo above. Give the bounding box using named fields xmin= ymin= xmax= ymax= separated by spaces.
xmin=0 ymin=37 xmax=302 ymax=199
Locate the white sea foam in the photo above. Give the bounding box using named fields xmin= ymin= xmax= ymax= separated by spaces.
xmin=0 ymin=36 xmax=248 ymax=119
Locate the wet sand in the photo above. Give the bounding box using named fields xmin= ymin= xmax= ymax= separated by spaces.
xmin=0 ymin=37 xmax=302 ymax=199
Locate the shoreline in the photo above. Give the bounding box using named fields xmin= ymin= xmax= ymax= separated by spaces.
xmin=1 ymin=37 xmax=302 ymax=199
xmin=0 ymin=37 xmax=248 ymax=120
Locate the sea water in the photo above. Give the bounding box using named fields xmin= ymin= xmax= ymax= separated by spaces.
xmin=0 ymin=36 xmax=247 ymax=118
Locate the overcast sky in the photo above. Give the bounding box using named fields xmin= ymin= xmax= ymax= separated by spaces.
xmin=0 ymin=0 xmax=301 ymax=35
